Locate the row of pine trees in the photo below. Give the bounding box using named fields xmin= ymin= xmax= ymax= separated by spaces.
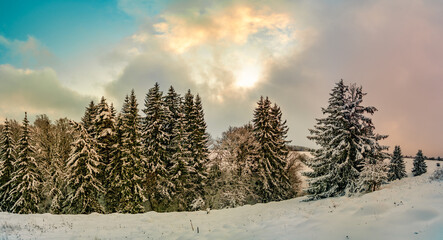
xmin=0 ymin=83 xmax=293 ymax=214
xmin=0 ymin=80 xmax=431 ymax=214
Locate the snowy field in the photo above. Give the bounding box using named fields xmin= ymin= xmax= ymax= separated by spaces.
xmin=1 ymin=158 xmax=442 ymax=240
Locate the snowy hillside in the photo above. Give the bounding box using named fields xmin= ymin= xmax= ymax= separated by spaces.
xmin=1 ymin=159 xmax=442 ymax=240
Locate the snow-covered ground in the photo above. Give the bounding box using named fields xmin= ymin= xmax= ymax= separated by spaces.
xmin=1 ymin=158 xmax=442 ymax=240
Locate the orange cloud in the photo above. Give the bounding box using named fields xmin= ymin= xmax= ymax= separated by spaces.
xmin=153 ymin=5 xmax=295 ymax=53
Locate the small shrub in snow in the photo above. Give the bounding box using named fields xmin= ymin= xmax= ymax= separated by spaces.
xmin=430 ymin=168 xmax=443 ymax=181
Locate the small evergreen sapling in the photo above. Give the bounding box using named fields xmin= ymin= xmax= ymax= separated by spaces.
xmin=412 ymin=150 xmax=427 ymax=176
xmin=388 ymin=146 xmax=407 ymax=181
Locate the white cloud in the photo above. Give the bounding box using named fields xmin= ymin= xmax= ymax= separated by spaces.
xmin=0 ymin=64 xmax=91 ymax=121
xmin=0 ymin=35 xmax=55 ymax=68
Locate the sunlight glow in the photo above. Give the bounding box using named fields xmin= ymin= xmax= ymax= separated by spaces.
xmin=235 ymin=64 xmax=261 ymax=88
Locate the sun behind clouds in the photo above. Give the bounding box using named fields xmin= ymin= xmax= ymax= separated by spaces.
xmin=144 ymin=5 xmax=297 ymax=96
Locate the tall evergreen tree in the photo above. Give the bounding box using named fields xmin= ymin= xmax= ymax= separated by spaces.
xmin=142 ymin=83 xmax=171 ymax=210
xmin=412 ymin=150 xmax=427 ymax=176
xmin=388 ymin=146 xmax=407 ymax=181
xmin=177 ymin=91 xmax=209 ymax=210
xmin=188 ymin=94 xmax=209 ymax=209
xmin=82 ymin=101 xmax=97 ymax=137
xmin=49 ymin=118 xmax=73 ymax=213
xmin=252 ymin=97 xmax=292 ymax=202
xmin=167 ymin=102 xmax=189 ymax=211
xmin=65 ymin=121 xmax=103 ymax=214
xmin=33 ymin=114 xmax=55 ymax=212
xmin=305 ymin=80 xmax=388 ymax=199
xmin=192 ymin=95 xmax=209 ymax=169
xmin=106 ymin=112 xmax=124 ymax=213
xmin=0 ymin=119 xmax=16 ymax=211
xmin=118 ymin=90 xmax=146 ymax=213
xmin=9 ymin=113 xmax=42 ymax=213
xmin=163 ymin=86 xmax=182 ymax=167
xmin=349 ymin=85 xmax=389 ymax=193
xmin=94 ymin=96 xmax=116 ymax=209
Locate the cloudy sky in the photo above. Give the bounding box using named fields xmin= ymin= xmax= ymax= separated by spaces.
xmin=1 ymin=0 xmax=442 ymax=157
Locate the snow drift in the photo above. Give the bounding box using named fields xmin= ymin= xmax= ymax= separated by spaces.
xmin=0 ymin=158 xmax=442 ymax=240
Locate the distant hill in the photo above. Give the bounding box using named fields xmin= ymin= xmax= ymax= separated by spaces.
xmin=287 ymin=145 xmax=313 ymax=152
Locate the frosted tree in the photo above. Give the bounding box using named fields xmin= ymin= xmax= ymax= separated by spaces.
xmin=49 ymin=118 xmax=73 ymax=213
xmin=208 ymin=124 xmax=260 ymax=208
xmin=94 ymin=96 xmax=116 ymax=207
xmin=178 ymin=91 xmax=209 ymax=210
xmin=412 ymin=150 xmax=427 ymax=176
xmin=167 ymin=103 xmax=189 ymax=211
xmin=106 ymin=112 xmax=124 ymax=213
xmin=32 ymin=114 xmax=56 ymax=211
xmin=192 ymin=95 xmax=209 ymax=170
xmin=388 ymin=146 xmax=407 ymax=181
xmin=142 ymin=83 xmax=172 ymax=211
xmin=305 ymin=80 xmax=388 ymax=199
xmin=0 ymin=119 xmax=16 ymax=212
xmin=118 ymin=90 xmax=146 ymax=213
xmin=349 ymin=85 xmax=389 ymax=193
xmin=82 ymin=101 xmax=97 ymax=137
xmin=305 ymin=80 xmax=352 ymax=199
xmin=9 ymin=113 xmax=43 ymax=213
xmin=164 ymin=86 xmax=182 ymax=174
xmin=65 ymin=121 xmax=103 ymax=214
xmin=252 ymin=97 xmax=292 ymax=202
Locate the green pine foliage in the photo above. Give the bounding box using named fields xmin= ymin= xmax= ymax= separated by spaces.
xmin=106 ymin=112 xmax=124 ymax=213
xmin=305 ymin=80 xmax=389 ymax=199
xmin=0 ymin=119 xmax=16 ymax=212
xmin=118 ymin=90 xmax=146 ymax=213
xmin=412 ymin=150 xmax=427 ymax=176
xmin=82 ymin=101 xmax=97 ymax=137
xmin=94 ymin=96 xmax=116 ymax=210
xmin=9 ymin=113 xmax=43 ymax=214
xmin=388 ymin=146 xmax=407 ymax=181
xmin=179 ymin=90 xmax=209 ymax=210
xmin=65 ymin=121 xmax=104 ymax=214
xmin=142 ymin=83 xmax=172 ymax=211
xmin=252 ymin=97 xmax=292 ymax=202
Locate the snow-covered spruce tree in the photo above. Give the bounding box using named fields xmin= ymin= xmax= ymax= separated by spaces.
xmin=163 ymin=86 xmax=182 ymax=169
xmin=117 ymin=90 xmax=146 ymax=213
xmin=177 ymin=90 xmax=208 ymax=210
xmin=412 ymin=150 xmax=427 ymax=176
xmin=110 ymin=103 xmax=117 ymax=119
xmin=142 ymin=83 xmax=172 ymax=211
xmin=32 ymin=114 xmax=56 ymax=211
xmin=0 ymin=119 xmax=16 ymax=212
xmin=188 ymin=94 xmax=210 ymax=210
xmin=49 ymin=118 xmax=73 ymax=213
xmin=192 ymin=95 xmax=209 ymax=171
xmin=350 ymin=85 xmax=389 ymax=193
xmin=167 ymin=102 xmax=189 ymax=211
xmin=94 ymin=96 xmax=116 ymax=209
xmin=388 ymin=146 xmax=407 ymax=181
xmin=106 ymin=112 xmax=124 ymax=213
xmin=9 ymin=113 xmax=43 ymax=213
xmin=65 ymin=121 xmax=104 ymax=214
xmin=252 ymin=97 xmax=292 ymax=202
xmin=48 ymin=152 xmax=66 ymax=214
xmin=82 ymin=100 xmax=97 ymax=137
xmin=305 ymin=80 xmax=388 ymax=199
